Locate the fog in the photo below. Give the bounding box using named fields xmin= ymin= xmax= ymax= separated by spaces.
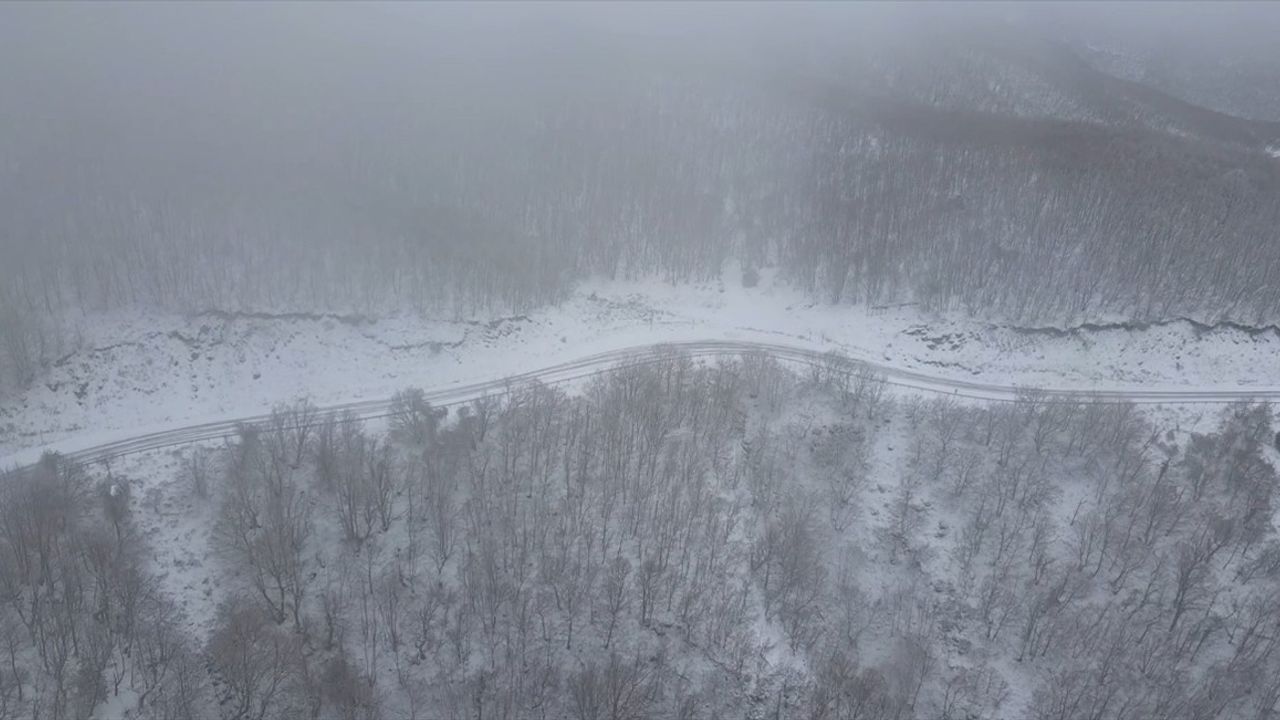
xmin=5 ymin=5 xmax=1280 ymax=720
xmin=4 ymin=1 xmax=1277 ymax=223
xmin=3 ymin=2 xmax=1277 ymax=191
xmin=2 ymin=1 xmax=1279 ymax=388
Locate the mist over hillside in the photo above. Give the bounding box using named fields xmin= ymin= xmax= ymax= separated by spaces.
xmin=3 ymin=3 xmax=1280 ymax=393
xmin=6 ymin=5 xmax=1280 ymax=720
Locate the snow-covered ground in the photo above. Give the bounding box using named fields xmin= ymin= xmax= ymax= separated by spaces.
xmin=5 ymin=269 xmax=1279 ymax=464
xmin=4 ymin=270 xmax=1274 ymax=719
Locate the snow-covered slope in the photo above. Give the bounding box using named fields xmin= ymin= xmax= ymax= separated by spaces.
xmin=5 ymin=271 xmax=1280 ymax=463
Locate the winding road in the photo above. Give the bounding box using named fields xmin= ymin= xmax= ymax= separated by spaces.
xmin=11 ymin=339 xmax=1280 ymax=470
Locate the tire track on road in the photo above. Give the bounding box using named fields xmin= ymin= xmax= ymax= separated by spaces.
xmin=9 ymin=340 xmax=1280 ymax=470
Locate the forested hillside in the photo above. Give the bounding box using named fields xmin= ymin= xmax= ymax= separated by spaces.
xmin=2 ymin=4 xmax=1280 ymax=393
xmin=6 ymin=6 xmax=1280 ymax=720
xmin=2 ymin=352 xmax=1278 ymax=719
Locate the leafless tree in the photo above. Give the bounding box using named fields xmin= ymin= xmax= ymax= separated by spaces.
xmin=754 ymin=498 xmax=827 ymax=652
xmin=206 ymin=598 xmax=304 ymax=720
xmin=331 ymin=429 xmax=396 ymax=543
xmin=389 ymin=388 xmax=445 ymax=448
xmin=267 ymin=398 xmax=319 ymax=470
xmin=320 ymin=654 xmax=379 ymax=720
xmin=599 ymin=554 xmax=631 ymax=649
xmin=568 ymin=652 xmax=657 ymax=720
xmin=812 ymin=423 xmax=869 ymax=530
xmin=185 ymin=446 xmax=212 ymax=499
xmin=214 ymin=426 xmax=313 ymax=626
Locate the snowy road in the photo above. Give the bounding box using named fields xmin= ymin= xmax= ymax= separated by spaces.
xmin=9 ymin=339 xmax=1280 ymax=469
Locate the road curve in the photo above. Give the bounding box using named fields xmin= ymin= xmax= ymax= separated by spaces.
xmin=10 ymin=339 xmax=1280 ymax=470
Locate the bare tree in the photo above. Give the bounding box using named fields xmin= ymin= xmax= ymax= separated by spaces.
xmin=427 ymin=471 xmax=456 ymax=575
xmin=331 ymin=429 xmax=397 ymax=543
xmin=206 ymin=599 xmax=304 ymax=720
xmin=321 ymin=654 xmax=379 ymax=720
xmin=568 ymin=652 xmax=657 ymax=720
xmin=755 ymin=498 xmax=827 ymax=653
xmin=214 ymin=426 xmax=313 ymax=626
xmin=599 ymin=554 xmax=631 ymax=649
xmin=185 ymin=446 xmax=212 ymax=499
xmin=811 ymin=424 xmax=869 ymax=531
xmin=389 ymin=388 xmax=446 ymax=448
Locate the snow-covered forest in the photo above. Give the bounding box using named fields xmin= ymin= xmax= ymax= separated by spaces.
xmin=3 ymin=4 xmax=1280 ymax=720
xmin=3 ymin=353 xmax=1280 ymax=719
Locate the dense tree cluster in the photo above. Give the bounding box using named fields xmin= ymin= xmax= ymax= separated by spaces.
xmin=0 ymin=455 xmax=206 ymax=720
xmin=3 ymin=352 xmax=1277 ymax=718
